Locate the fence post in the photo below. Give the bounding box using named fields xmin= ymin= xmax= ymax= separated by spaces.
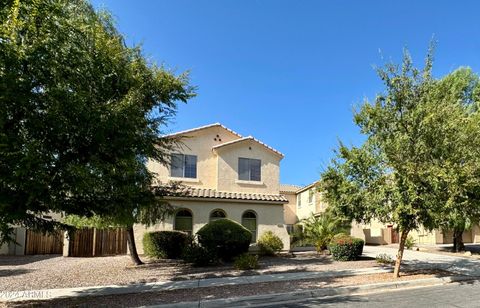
xmin=92 ymin=228 xmax=97 ymax=257
xmin=62 ymin=231 xmax=70 ymax=256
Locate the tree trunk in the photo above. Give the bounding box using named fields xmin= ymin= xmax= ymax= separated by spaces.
xmin=126 ymin=226 xmax=143 ymax=266
xmin=393 ymin=229 xmax=409 ymax=278
xmin=452 ymin=228 xmax=465 ymax=253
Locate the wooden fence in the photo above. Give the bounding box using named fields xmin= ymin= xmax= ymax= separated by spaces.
xmin=25 ymin=230 xmax=63 ymax=255
xmin=68 ymin=228 xmax=127 ymax=257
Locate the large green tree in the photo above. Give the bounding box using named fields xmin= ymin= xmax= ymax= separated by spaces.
xmin=0 ymin=0 xmax=195 ymax=263
xmin=321 ymin=47 xmax=480 ymax=277
xmin=429 ymin=68 xmax=480 ymax=252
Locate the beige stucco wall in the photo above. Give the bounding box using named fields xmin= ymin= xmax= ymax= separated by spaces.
xmin=0 ymin=228 xmax=26 ymax=255
xmin=351 ymin=220 xmax=393 ymax=245
xmin=147 ymin=126 xmax=240 ymax=189
xmin=409 ymin=227 xmax=439 ymax=245
xmin=473 ymin=225 xmax=480 ymax=243
xmin=215 ymin=141 xmax=281 ymax=194
xmin=147 ymin=126 xmax=282 ymax=195
xmin=133 ymin=199 xmax=290 ymax=254
xmin=352 ymin=222 xmax=480 ymax=246
xmin=296 ymin=188 xmax=317 ymax=221
xmin=282 ymin=192 xmax=298 ymax=225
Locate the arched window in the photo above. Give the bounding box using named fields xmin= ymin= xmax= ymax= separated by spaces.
xmin=209 ymin=209 xmax=227 ymax=222
xmin=174 ymin=209 xmax=193 ymax=235
xmin=242 ymin=210 xmax=257 ymax=243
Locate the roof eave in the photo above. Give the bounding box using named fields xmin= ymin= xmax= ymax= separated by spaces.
xmin=212 ymin=137 xmax=284 ymax=159
xmin=163 ymin=196 xmax=288 ymax=205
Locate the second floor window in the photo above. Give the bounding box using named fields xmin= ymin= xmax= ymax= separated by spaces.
xmin=171 ymin=153 xmax=197 ymax=178
xmin=308 ymin=190 xmax=314 ymax=204
xmin=238 ymin=158 xmax=261 ymax=181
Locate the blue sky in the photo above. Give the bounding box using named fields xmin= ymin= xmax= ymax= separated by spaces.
xmin=91 ymin=0 xmax=480 ymax=187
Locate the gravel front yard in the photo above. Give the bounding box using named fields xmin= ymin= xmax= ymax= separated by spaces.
xmin=1 ymin=270 xmax=450 ymax=308
xmin=0 ymin=252 xmax=379 ymax=291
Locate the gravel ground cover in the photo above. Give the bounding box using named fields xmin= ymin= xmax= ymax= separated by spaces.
xmin=1 ymin=269 xmax=450 ymax=308
xmin=384 ymin=243 xmax=480 ymax=259
xmin=0 ymin=252 xmax=379 ymax=291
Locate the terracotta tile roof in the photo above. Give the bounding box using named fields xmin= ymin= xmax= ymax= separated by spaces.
xmin=165 ymin=187 xmax=288 ymax=203
xmin=279 ymin=184 xmax=302 ymax=193
xmin=212 ymin=136 xmax=284 ymax=158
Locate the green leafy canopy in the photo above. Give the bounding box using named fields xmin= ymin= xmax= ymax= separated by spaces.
xmin=0 ymin=0 xmax=195 ymax=243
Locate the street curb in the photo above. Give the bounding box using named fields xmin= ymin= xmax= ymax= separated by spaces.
xmin=149 ymin=276 xmax=479 ymax=308
xmin=0 ymin=267 xmax=392 ymax=302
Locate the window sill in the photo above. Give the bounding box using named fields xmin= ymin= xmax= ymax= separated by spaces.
xmin=235 ymin=180 xmax=264 ymax=186
xmin=169 ymin=177 xmax=200 ymax=183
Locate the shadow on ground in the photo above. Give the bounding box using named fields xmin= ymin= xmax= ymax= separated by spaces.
xmin=0 ymin=255 xmax=60 ymax=267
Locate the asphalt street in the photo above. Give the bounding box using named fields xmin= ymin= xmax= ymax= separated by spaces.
xmin=266 ymin=282 xmax=480 ymax=308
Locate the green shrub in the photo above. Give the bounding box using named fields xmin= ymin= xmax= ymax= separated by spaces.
xmin=197 ymin=219 xmax=252 ymax=261
xmin=375 ymin=253 xmax=394 ymax=265
xmin=182 ymin=242 xmax=217 ymax=267
xmin=328 ymin=233 xmax=364 ymax=261
xmin=234 ymin=253 xmax=259 ymax=270
xmin=352 ymin=238 xmax=364 ymax=256
xmin=405 ymin=235 xmax=416 ymax=250
xmin=143 ymin=231 xmax=191 ymax=259
xmin=258 ymin=231 xmax=284 ymax=256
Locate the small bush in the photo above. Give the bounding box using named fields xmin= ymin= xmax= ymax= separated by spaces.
xmin=405 ymin=235 xmax=415 ymax=250
xmin=376 ymin=253 xmax=394 ymax=265
xmin=258 ymin=231 xmax=284 ymax=256
xmin=143 ymin=231 xmax=191 ymax=259
xmin=197 ymin=219 xmax=252 ymax=261
xmin=182 ymin=242 xmax=217 ymax=267
xmin=328 ymin=233 xmax=364 ymax=261
xmin=352 ymin=238 xmax=364 ymax=256
xmin=234 ymin=253 xmax=259 ymax=270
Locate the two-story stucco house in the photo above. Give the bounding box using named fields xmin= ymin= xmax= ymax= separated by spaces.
xmin=133 ymin=123 xmax=290 ymax=253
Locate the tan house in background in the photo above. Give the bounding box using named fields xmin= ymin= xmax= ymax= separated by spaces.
xmin=134 ymin=123 xmax=290 ymax=253
xmin=279 ymin=181 xmax=327 ymax=231
xmin=351 ymin=221 xmax=480 ymax=245
xmin=279 ymin=184 xmax=300 ymax=231
xmin=282 ymin=181 xmax=480 ymax=246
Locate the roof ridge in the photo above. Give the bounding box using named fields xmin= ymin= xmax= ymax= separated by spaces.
xmin=163 ymin=123 xmax=243 ymax=138
xmin=212 ymin=136 xmax=284 ymax=158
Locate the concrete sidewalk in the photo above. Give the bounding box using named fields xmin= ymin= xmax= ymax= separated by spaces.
xmin=0 ymin=267 xmax=392 ymax=302
xmin=363 ymin=245 xmax=480 ymax=276
xmin=4 ymin=245 xmax=479 ymax=303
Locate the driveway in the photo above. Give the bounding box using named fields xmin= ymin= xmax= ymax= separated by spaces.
xmin=363 ymin=245 xmax=480 ymax=276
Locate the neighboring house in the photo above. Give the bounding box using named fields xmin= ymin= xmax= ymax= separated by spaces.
xmin=279 ymin=181 xmax=327 ymax=228
xmin=282 ymin=181 xmax=480 ymax=246
xmin=295 ymin=181 xmax=327 ymax=221
xmin=133 ymin=123 xmax=290 ymax=253
xmin=279 ymin=184 xmax=301 ymax=234
xmin=351 ymin=221 xmax=480 ymax=245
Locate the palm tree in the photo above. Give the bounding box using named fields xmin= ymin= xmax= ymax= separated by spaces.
xmin=299 ymin=212 xmax=351 ymax=252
